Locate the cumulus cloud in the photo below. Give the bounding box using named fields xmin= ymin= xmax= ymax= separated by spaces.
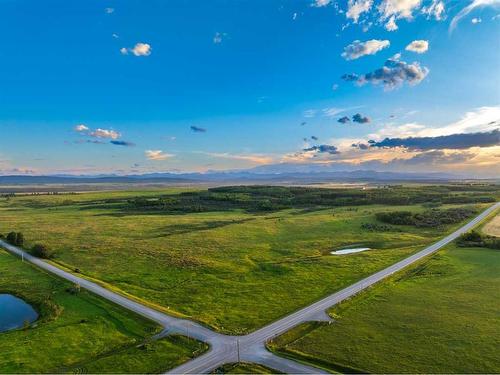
xmin=471 ymin=17 xmax=482 ymax=23
xmin=342 ymin=57 xmax=429 ymax=90
xmin=145 ymin=150 xmax=174 ymax=161
xmin=110 ymin=140 xmax=135 ymax=147
xmin=369 ymin=129 xmax=500 ymax=150
xmin=338 ymin=116 xmax=351 ymax=124
xmin=378 ymin=0 xmax=422 ymax=30
xmin=405 ymin=40 xmax=429 ymax=53
xmin=303 ymin=145 xmax=340 ymax=154
xmin=341 ymin=39 xmax=390 ymax=60
xmin=450 ymin=0 xmax=500 ymax=32
xmin=346 ymin=0 xmax=373 ymax=23
xmin=353 ymin=113 xmax=371 ymax=123
xmin=421 ymin=0 xmax=445 ymax=20
xmin=89 ymin=128 xmax=121 ymax=139
xmin=190 ymin=126 xmax=207 ymax=133
xmin=121 ymin=43 xmax=152 ymax=56
xmin=74 ymin=124 xmax=89 ymax=132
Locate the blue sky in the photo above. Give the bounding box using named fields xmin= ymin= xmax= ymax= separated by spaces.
xmin=0 ymin=0 xmax=499 ymax=176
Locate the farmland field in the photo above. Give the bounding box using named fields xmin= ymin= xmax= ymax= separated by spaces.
xmin=482 ymin=213 xmax=500 ymax=237
xmin=0 ymin=250 xmax=206 ymax=374
xmin=268 ymin=244 xmax=500 ymax=373
xmin=0 ymin=185 xmax=497 ymax=333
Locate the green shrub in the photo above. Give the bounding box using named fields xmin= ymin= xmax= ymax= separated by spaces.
xmin=6 ymin=232 xmax=17 ymax=244
xmin=32 ymin=244 xmax=51 ymax=259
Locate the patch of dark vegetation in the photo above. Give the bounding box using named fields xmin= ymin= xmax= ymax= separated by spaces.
xmin=32 ymin=243 xmax=52 ymax=259
xmin=6 ymin=231 xmax=24 ymax=246
xmin=457 ymin=230 xmax=500 ymax=250
xmin=74 ymin=185 xmax=499 ymax=215
xmin=376 ymin=207 xmax=477 ymax=228
xmin=156 ymin=218 xmax=254 ymax=237
xmin=361 ymin=223 xmax=401 ymax=232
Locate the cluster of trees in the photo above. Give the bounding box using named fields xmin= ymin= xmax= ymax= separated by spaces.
xmin=457 ymin=231 xmax=500 ymax=250
xmin=376 ymin=207 xmax=477 ymax=228
xmin=116 ymin=185 xmax=499 ymax=215
xmin=2 ymin=231 xmax=52 ymax=258
xmin=6 ymin=231 xmax=24 ymax=246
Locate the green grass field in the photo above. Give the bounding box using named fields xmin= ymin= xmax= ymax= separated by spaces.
xmin=213 ymin=362 xmax=278 ymax=374
xmin=268 ymin=244 xmax=500 ymax=373
xmin=0 ymin=250 xmax=206 ymax=374
xmin=0 ymin=187 xmax=492 ymax=333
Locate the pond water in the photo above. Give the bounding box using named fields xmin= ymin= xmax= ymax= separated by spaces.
xmin=330 ymin=247 xmax=371 ymax=255
xmin=0 ymin=294 xmax=38 ymax=333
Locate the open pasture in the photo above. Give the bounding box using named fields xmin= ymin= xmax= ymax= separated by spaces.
xmin=0 ymin=185 xmax=497 ymax=333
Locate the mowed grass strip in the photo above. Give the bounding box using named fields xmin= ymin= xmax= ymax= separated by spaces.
xmin=213 ymin=362 xmax=280 ymax=374
xmin=0 ymin=188 xmax=492 ymax=333
xmin=0 ymin=250 xmax=206 ymax=374
xmin=268 ymin=245 xmax=500 ymax=374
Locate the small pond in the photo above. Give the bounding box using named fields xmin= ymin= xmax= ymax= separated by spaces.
xmin=331 ymin=247 xmax=371 ymax=255
xmin=0 ymin=294 xmax=39 ymax=333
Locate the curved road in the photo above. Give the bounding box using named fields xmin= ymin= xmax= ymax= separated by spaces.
xmin=1 ymin=202 xmax=497 ymax=374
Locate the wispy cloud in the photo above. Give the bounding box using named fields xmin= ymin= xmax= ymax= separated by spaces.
xmin=203 ymin=152 xmax=274 ymax=164
xmin=346 ymin=0 xmax=373 ymax=23
xmin=378 ymin=0 xmax=422 ymax=31
xmin=421 ymin=0 xmax=445 ymax=20
xmin=145 ymin=150 xmax=174 ymax=160
xmin=450 ymin=0 xmax=500 ymax=33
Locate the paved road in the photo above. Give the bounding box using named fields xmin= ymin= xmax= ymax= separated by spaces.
xmin=2 ymin=202 xmax=498 ymax=374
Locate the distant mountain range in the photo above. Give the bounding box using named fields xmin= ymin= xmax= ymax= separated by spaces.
xmin=0 ymin=164 xmax=481 ymax=185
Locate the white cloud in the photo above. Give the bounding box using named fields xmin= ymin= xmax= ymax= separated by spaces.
xmin=204 ymin=152 xmax=274 ymax=164
xmin=346 ymin=0 xmax=373 ymax=23
xmin=90 ymin=128 xmax=121 ymax=139
xmin=312 ymin=0 xmax=332 ymax=7
xmin=105 ymin=7 xmax=114 ymax=14
xmin=303 ymin=109 xmax=317 ymax=118
xmin=131 ymin=43 xmax=151 ymax=56
xmin=213 ymin=32 xmax=227 ymax=44
xmin=342 ymin=39 xmax=390 ymax=60
xmin=405 ymin=40 xmax=429 ymax=53
xmin=145 ymin=150 xmax=174 ymax=161
xmin=421 ymin=0 xmax=445 ymax=20
xmin=112 ymin=33 xmax=119 ymax=39
xmin=121 ymin=43 xmax=152 ymax=56
xmin=450 ymin=0 xmax=500 ymax=33
xmin=385 ymin=15 xmax=399 ymax=30
xmin=370 ymin=106 xmax=500 ymax=140
xmin=74 ymin=124 xmax=89 ymax=132
xmin=378 ymin=0 xmax=422 ymax=30
xmin=471 ymin=17 xmax=482 ymax=23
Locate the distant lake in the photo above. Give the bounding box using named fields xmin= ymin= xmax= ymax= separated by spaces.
xmin=0 ymin=294 xmax=38 ymax=333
